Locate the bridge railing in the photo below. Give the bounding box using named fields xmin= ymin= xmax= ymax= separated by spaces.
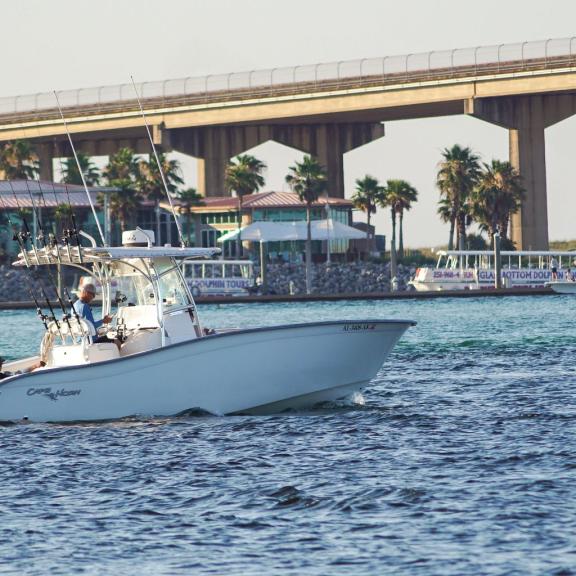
xmin=1 ymin=36 xmax=576 ymax=119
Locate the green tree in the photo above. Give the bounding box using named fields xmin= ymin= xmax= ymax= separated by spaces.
xmin=436 ymin=145 xmax=481 ymax=250
xmin=53 ymin=203 xmax=73 ymax=237
xmin=175 ymin=187 xmax=204 ymax=246
xmin=471 ymin=160 xmax=524 ymax=247
xmin=381 ymin=179 xmax=418 ymax=259
xmin=136 ymin=153 xmax=184 ymax=242
xmin=61 ymin=152 xmax=100 ymax=186
xmin=351 ymin=175 xmax=385 ymax=256
xmin=102 ymin=148 xmax=141 ymax=235
xmin=0 ymin=140 xmax=39 ymax=180
xmin=224 ymin=154 xmax=266 ymax=257
xmin=137 ymin=153 xmax=184 ymax=243
xmin=285 ymin=155 xmax=327 ymax=294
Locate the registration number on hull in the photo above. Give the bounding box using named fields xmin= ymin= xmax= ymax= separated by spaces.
xmin=343 ymin=323 xmax=376 ymax=332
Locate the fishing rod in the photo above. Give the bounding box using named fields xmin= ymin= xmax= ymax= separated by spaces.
xmin=40 ymin=285 xmax=65 ymax=342
xmin=53 ymin=91 xmax=106 ymax=246
xmin=53 ymin=150 xmax=84 ymax=264
xmin=45 ymin=182 xmax=87 ymax=334
xmin=0 ymin=190 xmax=52 ymax=332
xmin=4 ymin=182 xmax=33 ymax=268
xmin=22 ymin=180 xmax=84 ymax=339
xmin=22 ymin=273 xmax=49 ymax=331
xmin=43 ymin=179 xmax=67 ymax=264
xmin=10 ymin=180 xmax=75 ymax=339
xmin=21 ymin=179 xmax=50 ymax=264
xmin=63 ymin=183 xmax=84 ymax=263
xmin=17 ymin=148 xmax=92 ymax=337
xmin=14 ymin=117 xmax=87 ymax=340
xmin=0 ymin=190 xmax=32 ymax=268
xmin=62 ymin=180 xmax=83 ymax=251
xmin=9 ymin=182 xmax=35 ymax=257
xmin=130 ymin=76 xmax=186 ymax=247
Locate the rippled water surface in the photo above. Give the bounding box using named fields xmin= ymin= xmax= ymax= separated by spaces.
xmin=1 ymin=295 xmax=576 ymax=575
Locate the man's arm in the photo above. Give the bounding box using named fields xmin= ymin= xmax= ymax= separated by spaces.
xmin=74 ymin=300 xmax=101 ymax=329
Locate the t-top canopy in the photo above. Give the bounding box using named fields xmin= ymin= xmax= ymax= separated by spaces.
xmin=13 ymin=245 xmax=221 ymax=266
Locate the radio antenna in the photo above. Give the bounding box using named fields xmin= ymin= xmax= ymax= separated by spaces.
xmin=130 ymin=76 xmax=185 ymax=247
xmin=53 ymin=90 xmax=106 ymax=246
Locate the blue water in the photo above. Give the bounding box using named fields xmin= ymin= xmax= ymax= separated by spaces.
xmin=1 ymin=295 xmax=576 ymax=575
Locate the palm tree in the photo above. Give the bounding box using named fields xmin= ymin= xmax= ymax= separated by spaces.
xmin=437 ymin=196 xmax=453 ymax=244
xmin=351 ymin=175 xmax=385 ymax=256
xmin=285 ymin=155 xmax=327 ymax=294
xmin=0 ymin=140 xmax=39 ymax=180
xmin=381 ymin=179 xmax=418 ymax=259
xmin=471 ymin=160 xmax=524 ymax=247
xmin=436 ymin=145 xmax=481 ymax=250
xmin=137 ymin=153 xmax=184 ymax=243
xmin=102 ymin=148 xmax=141 ymax=236
xmin=224 ymin=154 xmax=266 ymax=257
xmin=54 ymin=203 xmax=73 ymax=237
xmin=175 ymin=187 xmax=204 ymax=246
xmin=61 ymin=152 xmax=100 ymax=186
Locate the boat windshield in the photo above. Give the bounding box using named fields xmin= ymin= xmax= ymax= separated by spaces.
xmin=113 ymin=264 xmax=156 ymax=307
xmin=111 ymin=258 xmax=191 ymax=312
xmin=155 ymin=260 xmax=191 ymax=310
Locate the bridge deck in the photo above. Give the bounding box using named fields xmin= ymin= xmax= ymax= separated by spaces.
xmin=1 ymin=54 xmax=575 ymax=127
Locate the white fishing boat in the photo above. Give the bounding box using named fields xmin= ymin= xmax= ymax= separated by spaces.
xmin=0 ymin=230 xmax=414 ymax=423
xmin=409 ymin=250 xmax=576 ymax=291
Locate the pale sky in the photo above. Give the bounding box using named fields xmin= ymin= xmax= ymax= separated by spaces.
xmin=2 ymin=0 xmax=576 ymax=247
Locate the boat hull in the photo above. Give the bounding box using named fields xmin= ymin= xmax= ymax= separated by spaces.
xmin=0 ymin=320 xmax=413 ymax=422
xmin=547 ymin=281 xmax=576 ymax=294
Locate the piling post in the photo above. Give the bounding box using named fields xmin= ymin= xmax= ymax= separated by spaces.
xmin=390 ymin=239 xmax=398 ymax=292
xmin=494 ymin=233 xmax=502 ymax=289
xmin=259 ymin=241 xmax=267 ymax=292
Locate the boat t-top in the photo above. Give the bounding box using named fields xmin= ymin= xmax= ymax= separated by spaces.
xmin=0 ymin=229 xmax=415 ymax=422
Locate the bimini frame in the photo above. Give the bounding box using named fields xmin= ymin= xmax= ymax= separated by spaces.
xmin=14 ymin=244 xmax=220 ymax=348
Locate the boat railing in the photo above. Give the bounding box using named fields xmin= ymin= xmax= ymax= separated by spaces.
xmin=436 ymin=250 xmax=576 ymax=272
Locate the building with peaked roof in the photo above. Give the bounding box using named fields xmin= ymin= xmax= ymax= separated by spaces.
xmin=0 ymin=181 xmax=177 ymax=255
xmin=0 ymin=181 xmax=113 ymax=257
xmin=0 ymin=183 xmax=372 ymax=261
xmin=164 ymin=191 xmax=368 ymax=261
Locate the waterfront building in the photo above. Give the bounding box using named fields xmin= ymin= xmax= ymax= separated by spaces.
xmin=0 ymin=183 xmax=373 ymax=262
xmin=166 ymin=191 xmax=369 ymax=261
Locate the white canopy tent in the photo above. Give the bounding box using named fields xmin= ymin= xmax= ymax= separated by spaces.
xmin=217 ymin=220 xmax=365 ymax=288
xmin=217 ymin=219 xmax=365 ymax=243
xmin=307 ymin=219 xmax=365 ymax=241
xmin=217 ymin=221 xmax=302 ymax=243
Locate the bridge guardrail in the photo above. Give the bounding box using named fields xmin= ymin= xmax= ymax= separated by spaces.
xmin=1 ymin=37 xmax=575 ymax=122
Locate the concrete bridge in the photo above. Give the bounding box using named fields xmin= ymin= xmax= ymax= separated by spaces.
xmin=2 ymin=37 xmax=576 ymax=249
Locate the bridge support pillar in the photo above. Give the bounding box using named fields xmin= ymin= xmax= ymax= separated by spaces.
xmin=170 ymin=123 xmax=385 ymax=197
xmin=468 ymin=94 xmax=576 ymax=250
xmin=37 ymin=143 xmax=54 ymax=181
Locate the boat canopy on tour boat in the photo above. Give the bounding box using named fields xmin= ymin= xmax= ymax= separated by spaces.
xmin=409 ymin=250 xmax=576 ymax=291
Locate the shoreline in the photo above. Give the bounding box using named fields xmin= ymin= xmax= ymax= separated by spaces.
xmin=0 ymin=287 xmax=555 ymax=309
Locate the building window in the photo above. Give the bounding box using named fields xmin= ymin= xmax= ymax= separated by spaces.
xmin=201 ymin=229 xmax=221 ymax=247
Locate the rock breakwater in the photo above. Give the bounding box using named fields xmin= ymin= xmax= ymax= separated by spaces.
xmin=257 ymin=262 xmax=415 ymax=295
xmin=0 ymin=262 xmax=416 ymax=301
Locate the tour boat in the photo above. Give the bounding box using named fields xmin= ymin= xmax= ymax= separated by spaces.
xmin=409 ymin=250 xmax=576 ymax=291
xmin=0 ymin=230 xmax=415 ymax=423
